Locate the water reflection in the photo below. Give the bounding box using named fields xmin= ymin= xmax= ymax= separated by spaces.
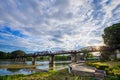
xmin=0 ymin=61 xmax=70 ymax=76
xmin=7 ymin=68 xmax=21 ymax=72
xmin=0 ymin=68 xmax=12 ymax=75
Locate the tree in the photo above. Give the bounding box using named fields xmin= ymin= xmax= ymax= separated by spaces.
xmin=10 ymin=50 xmax=26 ymax=59
xmin=102 ymin=23 xmax=120 ymax=47
xmin=102 ymin=23 xmax=120 ymax=60
xmin=100 ymin=51 xmax=114 ymax=61
xmin=0 ymin=51 xmax=7 ymax=59
xmin=6 ymin=52 xmax=11 ymax=59
xmin=86 ymin=53 xmax=93 ymax=58
xmin=81 ymin=49 xmax=93 ymax=60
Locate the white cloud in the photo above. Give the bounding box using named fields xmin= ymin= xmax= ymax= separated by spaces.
xmin=0 ymin=0 xmax=120 ymax=52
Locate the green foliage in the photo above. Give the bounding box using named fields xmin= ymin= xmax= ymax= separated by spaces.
xmin=100 ymin=51 xmax=115 ymax=61
xmin=0 ymin=68 xmax=120 ymax=80
xmin=0 ymin=74 xmax=25 ymax=80
xmin=0 ymin=69 xmax=96 ymax=80
xmin=81 ymin=49 xmax=94 ymax=59
xmin=0 ymin=50 xmax=26 ymax=59
xmin=85 ymin=61 xmax=120 ymax=77
xmin=54 ymin=55 xmax=71 ymax=61
xmin=102 ymin=23 xmax=120 ymax=47
xmin=10 ymin=50 xmax=26 ymax=59
xmin=0 ymin=51 xmax=7 ymax=59
xmin=97 ymin=65 xmax=109 ymax=70
xmin=84 ymin=53 xmax=93 ymax=59
xmin=105 ymin=76 xmax=120 ymax=80
xmin=85 ymin=61 xmax=108 ymax=70
xmin=39 ymin=56 xmax=49 ymax=61
xmin=106 ymin=68 xmax=120 ymax=77
xmin=27 ymin=56 xmax=70 ymax=61
xmin=26 ymin=57 xmax=32 ymax=61
xmin=81 ymin=49 xmax=89 ymax=54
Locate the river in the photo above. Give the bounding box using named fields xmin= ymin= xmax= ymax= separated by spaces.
xmin=0 ymin=61 xmax=70 ymax=76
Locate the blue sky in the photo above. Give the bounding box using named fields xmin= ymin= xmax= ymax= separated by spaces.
xmin=0 ymin=0 xmax=120 ymax=53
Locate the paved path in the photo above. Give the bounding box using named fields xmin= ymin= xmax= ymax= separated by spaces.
xmin=69 ymin=63 xmax=96 ymax=73
xmin=69 ymin=62 xmax=106 ymax=80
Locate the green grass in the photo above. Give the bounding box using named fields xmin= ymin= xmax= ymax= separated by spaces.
xmin=0 ymin=69 xmax=96 ymax=80
xmin=105 ymin=61 xmax=120 ymax=68
xmin=85 ymin=61 xmax=120 ymax=76
xmin=0 ymin=67 xmax=119 ymax=80
xmin=85 ymin=61 xmax=120 ymax=68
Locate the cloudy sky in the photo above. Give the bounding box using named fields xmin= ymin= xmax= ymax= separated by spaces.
xmin=0 ymin=0 xmax=120 ymax=53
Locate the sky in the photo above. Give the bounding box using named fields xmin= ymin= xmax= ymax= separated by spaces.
xmin=0 ymin=0 xmax=120 ymax=53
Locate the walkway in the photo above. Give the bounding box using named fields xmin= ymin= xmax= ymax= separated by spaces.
xmin=69 ymin=61 xmax=106 ymax=80
xmin=70 ymin=63 xmax=95 ymax=72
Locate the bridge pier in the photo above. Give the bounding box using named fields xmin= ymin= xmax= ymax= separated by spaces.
xmin=71 ymin=53 xmax=77 ymax=63
xmin=115 ymin=49 xmax=120 ymax=59
xmin=22 ymin=57 xmax=26 ymax=63
xmin=15 ymin=57 xmax=26 ymax=63
xmin=15 ymin=57 xmax=20 ymax=62
xmin=14 ymin=58 xmax=17 ymax=62
xmin=49 ymin=55 xmax=54 ymax=70
xmin=32 ymin=57 xmax=36 ymax=65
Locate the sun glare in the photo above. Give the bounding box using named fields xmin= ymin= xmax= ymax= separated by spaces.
xmin=95 ymin=46 xmax=100 ymax=50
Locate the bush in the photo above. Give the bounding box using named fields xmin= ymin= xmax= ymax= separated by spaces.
xmin=105 ymin=68 xmax=120 ymax=77
xmin=97 ymin=65 xmax=109 ymax=70
xmin=105 ymin=75 xmax=120 ymax=80
xmin=86 ymin=62 xmax=109 ymax=70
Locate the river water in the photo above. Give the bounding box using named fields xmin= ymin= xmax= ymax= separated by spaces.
xmin=0 ymin=61 xmax=70 ymax=76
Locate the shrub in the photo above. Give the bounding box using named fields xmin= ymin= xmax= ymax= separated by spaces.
xmin=97 ymin=65 xmax=109 ymax=70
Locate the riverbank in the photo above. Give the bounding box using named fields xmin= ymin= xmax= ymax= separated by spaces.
xmin=1 ymin=68 xmax=118 ymax=80
xmin=0 ymin=64 xmax=42 ymax=69
xmin=0 ymin=60 xmax=70 ymax=76
xmin=0 ymin=63 xmax=120 ymax=80
xmin=0 ymin=68 xmax=95 ymax=80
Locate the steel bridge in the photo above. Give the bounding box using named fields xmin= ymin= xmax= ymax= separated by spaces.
xmin=14 ymin=45 xmax=120 ymax=68
xmin=25 ymin=46 xmax=115 ymax=57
